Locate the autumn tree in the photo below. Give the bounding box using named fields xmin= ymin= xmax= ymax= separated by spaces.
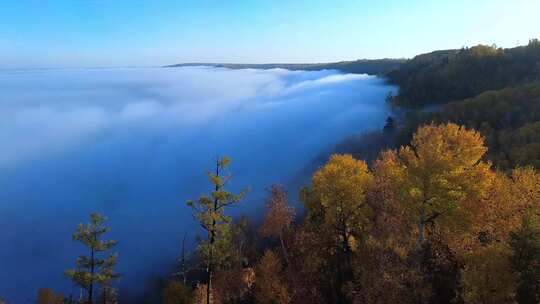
xmin=213 ymin=266 xmax=255 ymax=303
xmin=253 ymin=250 xmax=290 ymax=304
xmin=460 ymin=242 xmax=517 ymax=303
xmin=231 ymin=215 xmax=258 ymax=265
xmin=309 ymin=154 xmax=373 ymax=301
xmin=510 ymin=215 xmax=540 ymax=304
xmin=187 ymin=157 xmax=247 ymax=304
xmin=163 ymin=281 xmax=193 ymax=304
xmin=37 ymin=288 xmax=64 ymax=304
xmin=260 ymin=185 xmax=295 ymax=264
xmin=380 ymin=123 xmax=492 ymax=246
xmin=65 ymin=213 xmax=119 ymax=304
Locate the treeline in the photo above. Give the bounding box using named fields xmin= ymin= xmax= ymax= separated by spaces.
xmin=397 ymin=82 xmax=540 ymax=170
xmin=387 ymin=39 xmax=540 ymax=107
xmin=381 ymin=39 xmax=540 ymax=171
xmin=31 ymin=123 xmax=540 ymax=304
xmin=166 ymin=59 xmax=406 ymax=76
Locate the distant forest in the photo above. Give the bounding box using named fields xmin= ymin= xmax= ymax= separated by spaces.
xmin=165 ymin=59 xmax=406 ymax=76
xmin=383 ymin=39 xmax=540 ymax=171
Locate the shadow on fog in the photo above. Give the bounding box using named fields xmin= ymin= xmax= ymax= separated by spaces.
xmin=0 ymin=66 xmax=395 ymax=301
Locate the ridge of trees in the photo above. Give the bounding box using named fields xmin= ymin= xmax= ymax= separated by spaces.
xmin=165 ymin=59 xmax=407 ymax=76
xmin=31 ymin=123 xmax=540 ymax=304
xmin=387 ymin=39 xmax=540 ymax=107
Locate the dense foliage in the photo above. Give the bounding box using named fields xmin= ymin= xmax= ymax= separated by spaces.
xmin=33 ymin=123 xmax=540 ymax=304
xmin=384 ymin=39 xmax=540 ymax=171
xmin=396 ymin=82 xmax=540 ymax=170
xmin=387 ymin=39 xmax=540 ymax=107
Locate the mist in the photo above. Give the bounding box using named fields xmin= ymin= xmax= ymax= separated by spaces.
xmin=0 ymin=66 xmax=394 ymax=302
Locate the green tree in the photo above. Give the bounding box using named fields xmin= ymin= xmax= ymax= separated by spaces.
xmin=187 ymin=157 xmax=247 ymax=304
xmin=65 ymin=213 xmax=119 ymax=304
xmin=510 ymin=215 xmax=540 ymax=304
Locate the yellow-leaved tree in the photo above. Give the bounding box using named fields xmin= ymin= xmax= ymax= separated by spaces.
xmin=379 ymin=123 xmax=493 ymax=246
xmin=310 ymin=154 xmax=373 ymax=300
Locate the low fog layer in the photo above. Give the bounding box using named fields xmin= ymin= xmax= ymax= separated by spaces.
xmin=0 ymin=67 xmax=393 ymax=301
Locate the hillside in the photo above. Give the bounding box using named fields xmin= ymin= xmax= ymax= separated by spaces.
xmin=166 ymin=58 xmax=406 ymax=76
xmin=387 ymin=39 xmax=540 ymax=107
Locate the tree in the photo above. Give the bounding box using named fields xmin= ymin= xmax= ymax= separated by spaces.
xmin=310 ymin=154 xmax=373 ymax=301
xmin=383 ymin=123 xmax=492 ymax=246
xmin=65 ymin=213 xmax=119 ymax=304
xmin=163 ymin=281 xmax=192 ymax=304
xmin=37 ymin=288 xmax=64 ymax=304
xmin=254 ymin=250 xmax=290 ymax=304
xmin=383 ymin=116 xmax=396 ymax=136
xmin=213 ymin=266 xmax=255 ymax=303
xmin=510 ymin=215 xmax=540 ymax=304
xmin=461 ymin=243 xmax=516 ymax=303
xmin=187 ymin=157 xmax=247 ymax=304
xmin=260 ymin=185 xmax=295 ymax=264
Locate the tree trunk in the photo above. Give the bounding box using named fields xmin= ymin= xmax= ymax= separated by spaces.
xmin=279 ymin=231 xmax=290 ymax=266
xmin=206 ymin=159 xmax=220 ymax=304
xmin=89 ymin=236 xmax=96 ymax=304
xmin=207 ymin=213 xmax=216 ymax=304
xmin=418 ymin=208 xmax=425 ymax=246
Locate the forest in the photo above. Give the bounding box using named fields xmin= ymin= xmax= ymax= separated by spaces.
xmin=24 ymin=123 xmax=540 ymax=304
xmin=166 ymin=59 xmax=406 ymax=76
xmin=381 ymin=39 xmax=540 ymax=173
xmin=387 ymin=39 xmax=540 ymax=107
xmin=7 ymin=41 xmax=540 ymax=304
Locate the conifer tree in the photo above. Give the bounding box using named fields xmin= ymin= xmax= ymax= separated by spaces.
xmin=65 ymin=213 xmax=119 ymax=304
xmin=187 ymin=157 xmax=247 ymax=304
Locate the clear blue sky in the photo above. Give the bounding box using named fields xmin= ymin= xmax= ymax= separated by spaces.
xmin=1 ymin=0 xmax=539 ymax=68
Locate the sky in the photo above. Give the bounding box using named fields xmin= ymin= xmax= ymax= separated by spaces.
xmin=1 ymin=0 xmax=540 ymax=68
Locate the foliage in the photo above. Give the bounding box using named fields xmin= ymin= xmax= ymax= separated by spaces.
xmin=378 ymin=123 xmax=492 ymax=246
xmin=388 ymin=40 xmax=540 ymax=107
xmin=65 ymin=213 xmax=119 ymax=304
xmin=304 ymin=154 xmax=374 ymax=302
xmin=186 ymin=156 xmax=247 ymax=304
xmin=260 ymin=185 xmax=295 ymax=264
xmin=461 ymin=243 xmax=517 ymax=303
xmin=253 ymin=250 xmax=290 ymax=304
xmin=36 ymin=288 xmax=64 ymax=304
xmin=510 ymin=215 xmax=540 ymax=304
xmin=34 ymin=122 xmax=540 ymax=304
xmin=398 ymin=83 xmax=540 ymax=170
xmin=162 ymin=281 xmax=193 ymax=304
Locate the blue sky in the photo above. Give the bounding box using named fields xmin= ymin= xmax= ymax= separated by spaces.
xmin=1 ymin=0 xmax=539 ymax=68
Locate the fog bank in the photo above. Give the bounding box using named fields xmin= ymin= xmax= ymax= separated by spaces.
xmin=0 ymin=67 xmax=394 ymax=301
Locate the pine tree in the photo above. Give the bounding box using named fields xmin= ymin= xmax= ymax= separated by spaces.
xmin=187 ymin=157 xmax=247 ymax=304
xmin=65 ymin=213 xmax=119 ymax=304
